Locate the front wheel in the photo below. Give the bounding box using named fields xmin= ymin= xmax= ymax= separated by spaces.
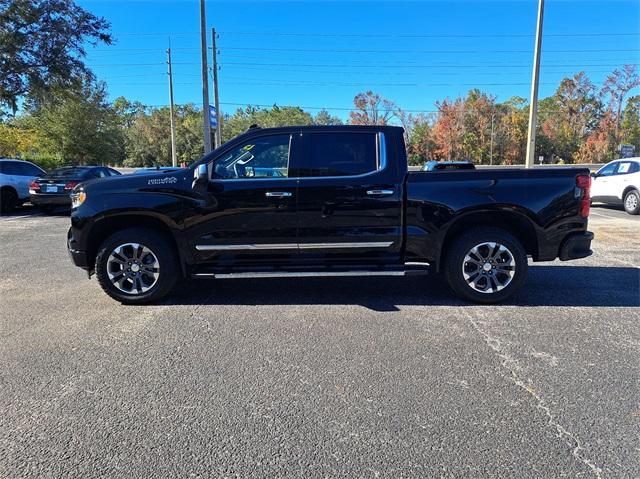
xmin=444 ymin=227 xmax=528 ymax=304
xmin=95 ymin=228 xmax=178 ymax=304
xmin=624 ymin=190 xmax=640 ymax=215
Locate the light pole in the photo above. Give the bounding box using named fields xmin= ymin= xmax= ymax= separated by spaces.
xmin=525 ymin=0 xmax=545 ymax=168
xmin=199 ymin=0 xmax=212 ymax=154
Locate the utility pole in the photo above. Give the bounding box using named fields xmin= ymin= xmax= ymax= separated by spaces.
xmin=489 ymin=112 xmax=495 ymax=166
xmin=167 ymin=47 xmax=178 ymax=167
xmin=211 ymin=27 xmax=222 ymax=148
xmin=199 ymin=0 xmax=212 ymax=153
xmin=525 ymin=0 xmax=545 ymax=168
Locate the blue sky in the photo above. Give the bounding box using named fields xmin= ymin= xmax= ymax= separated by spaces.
xmin=79 ymin=0 xmax=640 ymax=119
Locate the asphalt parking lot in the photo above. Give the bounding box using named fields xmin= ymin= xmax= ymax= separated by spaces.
xmin=1 ymin=205 xmax=638 ymax=478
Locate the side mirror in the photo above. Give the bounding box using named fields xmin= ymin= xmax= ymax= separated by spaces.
xmin=590 ymin=172 xmax=598 ymax=178
xmin=192 ymin=164 xmax=208 ymax=189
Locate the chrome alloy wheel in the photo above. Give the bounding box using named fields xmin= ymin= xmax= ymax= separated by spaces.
xmin=107 ymin=243 xmax=160 ymax=295
xmin=625 ymin=192 xmax=638 ymax=211
xmin=462 ymin=242 xmax=516 ymax=294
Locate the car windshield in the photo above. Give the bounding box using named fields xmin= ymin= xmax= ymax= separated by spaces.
xmin=48 ymin=167 xmax=90 ymax=177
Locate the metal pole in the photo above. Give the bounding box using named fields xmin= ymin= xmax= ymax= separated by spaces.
xmin=525 ymin=0 xmax=545 ymax=168
xmin=211 ymin=27 xmax=222 ymax=148
xmin=199 ymin=0 xmax=212 ymax=154
xmin=167 ymin=48 xmax=178 ymax=167
xmin=489 ymin=112 xmax=495 ymax=165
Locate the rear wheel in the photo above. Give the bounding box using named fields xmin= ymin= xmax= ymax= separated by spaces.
xmin=623 ymin=189 xmax=640 ymax=215
xmin=1 ymin=188 xmax=18 ymax=213
xmin=95 ymin=228 xmax=178 ymax=304
xmin=444 ymin=227 xmax=528 ymax=304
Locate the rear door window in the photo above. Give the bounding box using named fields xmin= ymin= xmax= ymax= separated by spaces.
xmin=616 ymin=162 xmax=638 ymax=174
xmin=300 ymin=132 xmax=378 ymax=177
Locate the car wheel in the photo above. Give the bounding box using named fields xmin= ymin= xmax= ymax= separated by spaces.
xmin=623 ymin=189 xmax=640 ymax=215
xmin=444 ymin=227 xmax=528 ymax=304
xmin=95 ymin=228 xmax=178 ymax=304
xmin=1 ymin=188 xmax=18 ymax=213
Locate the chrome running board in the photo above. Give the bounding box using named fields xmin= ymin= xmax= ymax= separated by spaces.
xmin=192 ymin=263 xmax=430 ymax=280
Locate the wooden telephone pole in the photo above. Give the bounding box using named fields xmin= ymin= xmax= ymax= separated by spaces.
xmin=211 ymin=27 xmax=222 ymax=148
xmin=199 ymin=0 xmax=212 ymax=153
xmin=166 ymin=48 xmax=178 ymax=167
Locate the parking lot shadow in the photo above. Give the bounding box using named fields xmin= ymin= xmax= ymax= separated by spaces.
xmin=165 ymin=265 xmax=639 ymax=311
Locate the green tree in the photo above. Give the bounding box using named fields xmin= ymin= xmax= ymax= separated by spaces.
xmin=23 ymin=78 xmax=123 ymax=165
xmin=222 ymin=105 xmax=314 ymax=141
xmin=313 ymin=109 xmax=343 ymax=125
xmin=619 ymin=95 xmax=640 ymax=155
xmin=0 ymin=0 xmax=111 ymax=113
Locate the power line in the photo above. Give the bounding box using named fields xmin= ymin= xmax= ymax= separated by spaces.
xmin=221 ymin=46 xmax=640 ymax=54
xmin=220 ymin=61 xmax=638 ymax=69
xmin=217 ymin=31 xmax=640 ymax=39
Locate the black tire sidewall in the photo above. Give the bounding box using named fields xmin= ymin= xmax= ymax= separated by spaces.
xmin=445 ymin=227 xmax=528 ymax=304
xmin=624 ymin=190 xmax=640 ymax=215
xmin=1 ymin=189 xmax=18 ymax=213
xmin=95 ymin=228 xmax=178 ymax=304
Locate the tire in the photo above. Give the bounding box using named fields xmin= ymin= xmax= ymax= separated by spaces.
xmin=623 ymin=189 xmax=640 ymax=215
xmin=0 ymin=188 xmax=18 ymax=214
xmin=444 ymin=227 xmax=528 ymax=304
xmin=95 ymin=227 xmax=179 ymax=304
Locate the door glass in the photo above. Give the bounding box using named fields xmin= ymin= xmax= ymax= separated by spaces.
xmin=212 ymin=135 xmax=290 ymax=179
xmin=301 ymin=132 xmax=377 ymax=177
xmin=616 ymin=162 xmax=633 ymax=174
xmin=597 ymin=163 xmax=617 ymax=177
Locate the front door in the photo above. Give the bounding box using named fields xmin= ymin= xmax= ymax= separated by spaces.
xmin=292 ymin=129 xmax=403 ymax=266
xmin=591 ymin=162 xmax=618 ymax=200
xmin=186 ymin=132 xmax=300 ymax=267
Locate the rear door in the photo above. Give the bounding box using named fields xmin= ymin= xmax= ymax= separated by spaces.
xmin=292 ymin=130 xmax=403 ymax=265
xmin=613 ymin=161 xmax=640 ymax=200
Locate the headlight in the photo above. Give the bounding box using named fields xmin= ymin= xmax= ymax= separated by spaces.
xmin=70 ymin=191 xmax=86 ymax=209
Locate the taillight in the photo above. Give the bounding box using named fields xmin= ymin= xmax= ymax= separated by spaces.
xmin=576 ymin=174 xmax=591 ymax=218
xmin=29 ymin=180 xmax=40 ymax=192
xmin=64 ymin=181 xmax=79 ymax=190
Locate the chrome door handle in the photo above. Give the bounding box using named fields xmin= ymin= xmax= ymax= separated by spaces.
xmin=265 ymin=191 xmax=293 ymax=198
xmin=366 ymin=189 xmax=395 ymax=196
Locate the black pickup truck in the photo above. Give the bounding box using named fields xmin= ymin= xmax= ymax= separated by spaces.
xmin=67 ymin=125 xmax=593 ymax=304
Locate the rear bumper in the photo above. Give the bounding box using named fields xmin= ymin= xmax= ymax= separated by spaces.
xmin=30 ymin=193 xmax=71 ymax=206
xmin=559 ymin=231 xmax=594 ymax=261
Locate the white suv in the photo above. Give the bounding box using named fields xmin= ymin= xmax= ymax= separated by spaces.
xmin=591 ymin=158 xmax=640 ymax=215
xmin=0 ymin=159 xmax=46 ymax=213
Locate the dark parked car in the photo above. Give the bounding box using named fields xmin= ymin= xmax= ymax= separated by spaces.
xmin=68 ymin=125 xmax=593 ymax=305
xmin=421 ymin=160 xmax=475 ymax=171
xmin=30 ymin=166 xmax=121 ymax=212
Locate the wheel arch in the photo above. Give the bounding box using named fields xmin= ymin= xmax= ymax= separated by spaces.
xmin=439 ymin=209 xmax=539 ymax=271
xmin=86 ymin=213 xmax=186 ymax=277
xmin=623 ymin=185 xmax=639 ymax=198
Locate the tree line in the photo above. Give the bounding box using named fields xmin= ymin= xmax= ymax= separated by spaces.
xmin=1 ymin=0 xmax=638 ymax=168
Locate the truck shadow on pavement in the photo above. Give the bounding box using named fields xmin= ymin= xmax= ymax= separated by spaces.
xmin=166 ymin=265 xmax=639 ymax=311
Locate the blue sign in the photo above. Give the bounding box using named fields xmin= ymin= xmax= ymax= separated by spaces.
xmin=209 ymin=105 xmax=217 ymax=127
